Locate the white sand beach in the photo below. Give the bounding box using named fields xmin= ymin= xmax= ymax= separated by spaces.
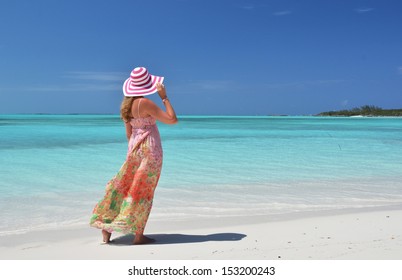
xmin=1 ymin=208 xmax=401 ymax=260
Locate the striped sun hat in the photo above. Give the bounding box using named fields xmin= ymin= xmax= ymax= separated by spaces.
xmin=122 ymin=67 xmax=164 ymax=96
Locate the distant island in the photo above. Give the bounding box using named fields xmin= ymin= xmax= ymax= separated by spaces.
xmin=317 ymin=105 xmax=402 ymax=117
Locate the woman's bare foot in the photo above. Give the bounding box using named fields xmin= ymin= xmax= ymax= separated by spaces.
xmin=133 ymin=234 xmax=155 ymax=245
xmin=102 ymin=230 xmax=112 ymax=243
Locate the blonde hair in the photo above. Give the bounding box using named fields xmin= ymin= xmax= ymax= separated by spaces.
xmin=120 ymin=97 xmax=135 ymax=122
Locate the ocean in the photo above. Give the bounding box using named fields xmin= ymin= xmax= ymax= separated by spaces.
xmin=1 ymin=115 xmax=402 ymax=235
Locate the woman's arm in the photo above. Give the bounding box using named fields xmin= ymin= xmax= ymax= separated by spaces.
xmin=124 ymin=121 xmax=132 ymax=141
xmin=143 ymin=83 xmax=178 ymax=125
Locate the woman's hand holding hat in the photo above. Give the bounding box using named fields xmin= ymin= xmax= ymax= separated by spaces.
xmin=156 ymin=83 xmax=167 ymax=100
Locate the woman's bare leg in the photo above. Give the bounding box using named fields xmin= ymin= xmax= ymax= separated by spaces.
xmin=102 ymin=230 xmax=112 ymax=243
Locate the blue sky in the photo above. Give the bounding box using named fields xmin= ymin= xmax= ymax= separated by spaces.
xmin=1 ymin=0 xmax=401 ymax=115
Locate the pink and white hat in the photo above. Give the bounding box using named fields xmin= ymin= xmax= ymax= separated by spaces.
xmin=123 ymin=67 xmax=164 ymax=96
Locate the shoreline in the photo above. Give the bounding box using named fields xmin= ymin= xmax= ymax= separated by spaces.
xmin=2 ymin=113 xmax=402 ymax=118
xmin=1 ymin=207 xmax=401 ymax=260
xmin=2 ymin=202 xmax=402 ymax=237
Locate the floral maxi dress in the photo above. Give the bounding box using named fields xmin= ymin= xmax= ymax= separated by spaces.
xmin=90 ymin=116 xmax=163 ymax=235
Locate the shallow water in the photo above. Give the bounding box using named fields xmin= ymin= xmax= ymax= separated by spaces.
xmin=1 ymin=115 xmax=402 ymax=235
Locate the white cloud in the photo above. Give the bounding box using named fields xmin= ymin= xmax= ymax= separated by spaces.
xmin=12 ymin=83 xmax=121 ymax=93
xmin=355 ymin=8 xmax=374 ymax=13
xmin=263 ymin=79 xmax=346 ymax=90
xmin=241 ymin=5 xmax=254 ymax=10
xmin=171 ymin=80 xmax=234 ymax=93
xmin=273 ymin=10 xmax=292 ymax=16
xmin=1 ymin=71 xmax=125 ymax=93
xmin=63 ymin=71 xmax=126 ymax=82
xmin=190 ymin=80 xmax=233 ymax=91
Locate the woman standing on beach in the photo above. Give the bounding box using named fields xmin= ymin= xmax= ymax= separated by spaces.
xmin=90 ymin=67 xmax=178 ymax=244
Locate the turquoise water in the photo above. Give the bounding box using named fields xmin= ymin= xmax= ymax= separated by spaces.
xmin=1 ymin=115 xmax=402 ymax=235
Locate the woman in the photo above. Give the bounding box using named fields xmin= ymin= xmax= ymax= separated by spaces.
xmin=90 ymin=67 xmax=177 ymax=245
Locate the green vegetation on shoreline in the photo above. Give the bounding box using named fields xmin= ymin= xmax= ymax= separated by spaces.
xmin=317 ymin=105 xmax=402 ymax=117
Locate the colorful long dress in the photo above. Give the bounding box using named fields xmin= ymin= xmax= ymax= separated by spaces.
xmin=90 ymin=116 xmax=163 ymax=234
